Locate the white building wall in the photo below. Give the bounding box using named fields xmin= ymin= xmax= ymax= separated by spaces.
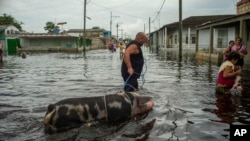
xmin=67 ymin=33 xmax=81 ymax=37
xmin=5 ymin=26 xmax=19 ymax=35
xmin=198 ymin=27 xmax=236 ymax=52
xmin=228 ymin=27 xmax=236 ymax=42
xmin=171 ymin=27 xmax=197 ymax=49
xmin=198 ymin=29 xmax=210 ymax=49
xmin=213 ymin=27 xmax=236 ymax=49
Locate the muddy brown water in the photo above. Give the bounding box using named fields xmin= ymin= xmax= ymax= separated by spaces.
xmin=0 ymin=48 xmax=250 ymax=141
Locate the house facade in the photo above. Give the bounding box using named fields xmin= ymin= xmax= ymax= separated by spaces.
xmin=16 ymin=33 xmax=79 ymax=53
xmin=67 ymin=28 xmax=110 ymax=49
xmin=0 ymin=25 xmax=20 ymax=55
xmin=196 ymin=0 xmax=250 ymax=66
xmin=148 ymin=15 xmax=234 ymax=52
xmin=0 ymin=26 xmax=112 ymax=54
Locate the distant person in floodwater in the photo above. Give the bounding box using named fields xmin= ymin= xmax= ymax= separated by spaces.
xmin=109 ymin=42 xmax=114 ymax=52
xmin=21 ymin=52 xmax=26 ymax=59
xmin=119 ymin=42 xmax=125 ymax=59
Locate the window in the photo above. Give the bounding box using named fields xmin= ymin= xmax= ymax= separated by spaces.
xmin=217 ymin=29 xmax=228 ymax=48
xmin=191 ymin=36 xmax=196 ymax=44
xmin=174 ymin=35 xmax=177 ymax=44
xmin=185 ymin=34 xmax=196 ymax=44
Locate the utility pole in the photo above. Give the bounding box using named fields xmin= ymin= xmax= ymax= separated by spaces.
xmin=119 ymin=29 xmax=123 ymax=40
xmin=149 ymin=17 xmax=151 ymax=48
xmin=110 ymin=11 xmax=119 ymax=44
xmin=116 ymin=23 xmax=119 ymax=44
xmin=144 ymin=24 xmax=145 ymax=33
xmin=179 ymin=0 xmax=182 ymax=61
xmin=110 ymin=11 xmax=112 ymax=43
xmin=83 ymin=0 xmax=87 ymax=52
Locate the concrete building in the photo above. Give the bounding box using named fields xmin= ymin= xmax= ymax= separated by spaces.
xmin=0 ymin=25 xmax=20 ymax=55
xmin=148 ymin=0 xmax=250 ymax=67
xmin=196 ymin=0 xmax=250 ymax=66
xmin=148 ymin=15 xmax=234 ymax=52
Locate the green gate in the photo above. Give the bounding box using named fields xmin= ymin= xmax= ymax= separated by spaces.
xmin=7 ymin=38 xmax=20 ymax=55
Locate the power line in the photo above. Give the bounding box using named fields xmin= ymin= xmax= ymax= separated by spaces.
xmin=152 ymin=0 xmax=165 ymax=23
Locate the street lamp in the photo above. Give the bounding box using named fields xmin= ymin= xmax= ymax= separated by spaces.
xmin=57 ymin=22 xmax=67 ymax=32
xmin=85 ymin=16 xmax=91 ymax=20
xmin=110 ymin=11 xmax=119 ymax=43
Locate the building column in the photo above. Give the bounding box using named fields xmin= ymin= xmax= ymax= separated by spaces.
xmin=188 ymin=27 xmax=191 ymax=49
xmin=195 ymin=29 xmax=199 ymax=52
xmin=165 ymin=27 xmax=167 ymax=48
xmin=240 ymin=19 xmax=244 ymax=39
xmin=209 ymin=26 xmax=214 ymax=54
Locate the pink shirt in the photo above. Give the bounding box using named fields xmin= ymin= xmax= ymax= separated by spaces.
xmin=231 ymin=45 xmax=247 ymax=56
xmin=217 ymin=71 xmax=235 ymax=87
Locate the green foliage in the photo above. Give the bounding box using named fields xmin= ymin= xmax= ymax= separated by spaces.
xmin=0 ymin=13 xmax=23 ymax=31
xmin=44 ymin=21 xmax=60 ymax=33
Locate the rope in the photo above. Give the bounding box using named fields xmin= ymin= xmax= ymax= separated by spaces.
xmin=124 ymin=93 xmax=133 ymax=115
xmin=103 ymin=95 xmax=108 ymax=121
xmin=123 ymin=59 xmax=147 ymax=90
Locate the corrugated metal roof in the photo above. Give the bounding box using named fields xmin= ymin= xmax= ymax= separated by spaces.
xmin=161 ymin=15 xmax=235 ymax=29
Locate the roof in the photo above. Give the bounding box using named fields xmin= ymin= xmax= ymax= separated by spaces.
xmin=197 ymin=12 xmax=250 ymax=29
xmin=237 ymin=0 xmax=250 ymax=6
xmin=8 ymin=33 xmax=78 ymax=39
xmin=161 ymin=15 xmax=235 ymax=29
xmin=0 ymin=25 xmax=18 ymax=32
xmin=67 ymin=28 xmax=105 ymax=33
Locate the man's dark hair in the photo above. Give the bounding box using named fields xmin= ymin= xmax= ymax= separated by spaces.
xmin=227 ymin=51 xmax=240 ymax=61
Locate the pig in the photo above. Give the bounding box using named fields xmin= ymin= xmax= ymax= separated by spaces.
xmin=44 ymin=92 xmax=154 ymax=133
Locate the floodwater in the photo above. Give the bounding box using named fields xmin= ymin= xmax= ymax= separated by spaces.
xmin=0 ymin=48 xmax=250 ymax=141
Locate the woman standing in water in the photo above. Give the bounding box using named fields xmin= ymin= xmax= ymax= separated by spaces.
xmin=216 ymin=51 xmax=242 ymax=95
xmin=223 ymin=37 xmax=247 ymax=68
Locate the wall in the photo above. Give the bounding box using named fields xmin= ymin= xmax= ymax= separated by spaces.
xmin=5 ymin=26 xmax=19 ymax=35
xmin=21 ymin=38 xmax=78 ymax=48
xmin=237 ymin=1 xmax=250 ymax=15
xmin=198 ymin=29 xmax=210 ymax=49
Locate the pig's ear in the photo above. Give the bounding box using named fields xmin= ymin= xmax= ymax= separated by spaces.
xmin=136 ymin=96 xmax=153 ymax=105
xmin=44 ymin=104 xmax=55 ymax=125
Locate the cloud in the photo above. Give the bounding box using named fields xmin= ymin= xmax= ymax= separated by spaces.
xmin=120 ymin=19 xmax=146 ymax=38
xmin=0 ymin=0 xmax=239 ymax=36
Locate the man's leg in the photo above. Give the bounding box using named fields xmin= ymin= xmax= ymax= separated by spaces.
xmin=123 ymin=75 xmax=138 ymax=92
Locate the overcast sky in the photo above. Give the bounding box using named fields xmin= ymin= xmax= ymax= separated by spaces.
xmin=0 ymin=0 xmax=238 ymax=38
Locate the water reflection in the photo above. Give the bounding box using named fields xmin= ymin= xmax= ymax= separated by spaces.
xmin=0 ymin=49 xmax=249 ymax=141
xmin=212 ymin=94 xmax=240 ymax=124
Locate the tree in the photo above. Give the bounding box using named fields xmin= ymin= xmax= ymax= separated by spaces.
xmin=0 ymin=13 xmax=23 ymax=31
xmin=44 ymin=21 xmax=59 ymax=34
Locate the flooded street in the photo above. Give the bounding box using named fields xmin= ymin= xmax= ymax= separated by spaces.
xmin=0 ymin=48 xmax=250 ymax=141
